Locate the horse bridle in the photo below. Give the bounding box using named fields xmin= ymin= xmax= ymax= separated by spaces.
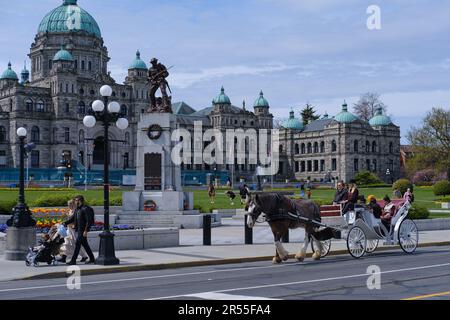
xmin=247 ymin=200 xmax=266 ymax=224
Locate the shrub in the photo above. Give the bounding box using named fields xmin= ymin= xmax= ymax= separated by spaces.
xmin=393 ymin=179 xmax=413 ymax=195
xmin=440 ymin=196 xmax=450 ymax=202
xmin=360 ymin=183 xmax=392 ymax=188
xmin=408 ymin=203 xmax=430 ymax=220
xmin=0 ymin=200 xmax=17 ymax=215
xmin=415 ymin=181 xmax=434 ymax=187
xmin=354 ymin=171 xmax=382 ymax=186
xmin=32 ymin=194 xmax=77 ymax=207
xmin=434 ymin=180 xmax=450 ymax=197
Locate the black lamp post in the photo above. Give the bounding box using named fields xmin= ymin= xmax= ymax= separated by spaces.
xmin=83 ymin=85 xmax=129 ymax=266
xmin=6 ymin=128 xmax=36 ymax=228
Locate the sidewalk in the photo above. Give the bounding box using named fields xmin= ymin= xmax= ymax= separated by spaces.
xmin=0 ymin=220 xmax=449 ymax=281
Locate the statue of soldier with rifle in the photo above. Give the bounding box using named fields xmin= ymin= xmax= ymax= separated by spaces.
xmin=147 ymin=58 xmax=173 ymax=113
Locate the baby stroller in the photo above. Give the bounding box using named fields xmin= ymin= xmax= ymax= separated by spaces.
xmin=26 ymin=224 xmax=67 ymax=267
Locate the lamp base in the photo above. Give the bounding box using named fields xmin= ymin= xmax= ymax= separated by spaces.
xmin=5 ymin=227 xmax=36 ymax=261
xmin=96 ymin=231 xmax=120 ymax=265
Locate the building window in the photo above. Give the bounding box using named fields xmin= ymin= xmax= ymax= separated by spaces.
xmin=74 ymin=60 xmax=78 ymax=69
xmin=314 ymin=160 xmax=319 ymax=172
xmin=320 ymin=160 xmax=325 ymax=172
xmin=307 ymin=160 xmax=312 ymax=172
xmin=36 ymin=100 xmax=44 ymax=112
xmin=53 ymin=128 xmax=58 ymax=143
xmin=295 ymin=144 xmax=300 ymax=154
xmin=314 ymin=142 xmax=319 ymax=154
xmin=31 ymin=126 xmax=40 ymax=143
xmin=124 ymin=152 xmax=129 ymax=169
xmin=31 ymin=151 xmax=40 ymax=168
xmin=64 ymin=128 xmax=70 ymax=143
xmin=372 ymin=141 xmax=377 ymax=153
xmin=65 ymin=103 xmax=70 ymax=113
xmin=373 ymin=159 xmax=377 ymax=172
xmin=320 ymin=141 xmax=325 ymax=153
xmin=125 ymin=132 xmax=130 ymax=146
xmin=307 ymin=143 xmax=312 ymax=154
xmin=78 ymin=101 xmax=86 ymax=114
xmin=48 ymin=60 xmax=52 ymax=70
xmin=354 ymin=159 xmax=359 ymax=172
xmin=301 ymin=143 xmax=305 ymax=154
xmin=81 ymin=60 xmax=85 ymax=70
xmin=354 ymin=140 xmax=359 ymax=153
xmin=295 ymin=161 xmax=299 ymax=172
xmin=301 ymin=161 xmax=306 ymax=172
xmin=366 ymin=141 xmax=370 ymax=153
xmin=366 ymin=159 xmax=371 ymax=171
xmin=279 ymin=145 xmax=283 ymax=153
xmin=332 ymin=158 xmax=337 ymax=171
xmin=332 ymin=140 xmax=337 ymax=152
xmin=88 ymin=61 xmax=92 ymax=71
xmin=0 ymin=150 xmax=6 ymax=167
xmin=389 ymin=142 xmax=394 ymax=154
xmin=121 ymin=105 xmax=128 ymax=116
xmin=0 ymin=126 xmax=6 ymax=142
xmin=65 ymin=83 xmax=69 ymax=93
xmin=79 ymin=130 xmax=85 ymax=144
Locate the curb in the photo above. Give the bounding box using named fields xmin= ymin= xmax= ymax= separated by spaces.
xmin=17 ymin=241 xmax=450 ymax=281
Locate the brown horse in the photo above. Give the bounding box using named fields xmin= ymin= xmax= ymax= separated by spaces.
xmin=246 ymin=193 xmax=324 ymax=264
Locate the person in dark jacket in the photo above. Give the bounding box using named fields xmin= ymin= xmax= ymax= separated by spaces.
xmin=333 ymin=181 xmax=348 ymax=205
xmin=342 ymin=180 xmax=359 ymax=215
xmin=63 ymin=195 xmax=95 ymax=265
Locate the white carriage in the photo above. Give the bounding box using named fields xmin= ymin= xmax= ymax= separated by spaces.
xmin=313 ymin=201 xmax=419 ymax=259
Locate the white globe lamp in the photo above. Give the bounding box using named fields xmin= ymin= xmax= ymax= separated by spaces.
xmin=100 ymin=85 xmax=113 ymax=97
xmin=83 ymin=115 xmax=96 ymax=128
xmin=116 ymin=118 xmax=129 ymax=130
xmin=108 ymin=101 xmax=120 ymax=113
xmin=17 ymin=127 xmax=27 ymax=137
xmin=92 ymin=100 xmax=105 ymax=112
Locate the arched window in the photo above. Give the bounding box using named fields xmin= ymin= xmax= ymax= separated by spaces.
xmin=332 ymin=140 xmax=337 ymax=152
xmin=295 ymin=144 xmax=300 ymax=155
xmin=314 ymin=142 xmax=319 ymax=153
xmin=279 ymin=145 xmax=284 ymax=153
xmin=125 ymin=132 xmax=130 ymax=146
xmin=0 ymin=126 xmax=6 ymax=142
xmin=301 ymin=143 xmax=305 ymax=154
xmin=79 ymin=130 xmax=85 ymax=144
xmin=31 ymin=126 xmax=40 ymax=143
xmin=320 ymin=141 xmax=325 ymax=153
xmin=120 ymin=105 xmax=128 ymax=116
xmin=36 ymin=100 xmax=44 ymax=112
xmin=307 ymin=143 xmax=312 ymax=154
xmin=354 ymin=140 xmax=359 ymax=153
xmin=389 ymin=142 xmax=394 ymax=154
xmin=366 ymin=141 xmax=370 ymax=153
xmin=78 ymin=101 xmax=86 ymax=114
xmin=25 ymin=99 xmax=33 ymax=112
xmin=88 ymin=61 xmax=92 ymax=71
xmin=372 ymin=141 xmax=377 ymax=153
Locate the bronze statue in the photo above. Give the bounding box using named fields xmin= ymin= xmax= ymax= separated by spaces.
xmin=147 ymin=58 xmax=172 ymax=113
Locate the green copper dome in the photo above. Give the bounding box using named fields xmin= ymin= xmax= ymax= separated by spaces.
xmin=369 ymin=107 xmax=392 ymax=126
xmin=53 ymin=46 xmax=74 ymax=61
xmin=254 ymin=90 xmax=269 ymax=108
xmin=1 ymin=63 xmax=18 ymax=80
xmin=213 ymin=87 xmax=231 ymax=105
xmin=334 ymin=102 xmax=358 ymax=123
xmin=282 ymin=110 xmax=304 ymax=130
xmin=129 ymin=50 xmax=148 ymax=70
xmin=38 ymin=0 xmax=101 ymax=39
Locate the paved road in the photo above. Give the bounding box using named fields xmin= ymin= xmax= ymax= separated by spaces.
xmin=0 ymin=246 xmax=449 ymax=300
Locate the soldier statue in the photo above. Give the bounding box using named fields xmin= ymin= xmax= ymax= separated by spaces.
xmin=147 ymin=58 xmax=172 ymax=113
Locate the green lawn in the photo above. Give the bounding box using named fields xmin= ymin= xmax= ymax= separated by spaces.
xmin=0 ymin=186 xmax=445 ymax=214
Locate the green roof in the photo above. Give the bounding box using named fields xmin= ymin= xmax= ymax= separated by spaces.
xmin=1 ymin=63 xmax=18 ymax=80
xmin=53 ymin=46 xmax=74 ymax=61
xmin=334 ymin=102 xmax=358 ymax=123
xmin=213 ymin=87 xmax=231 ymax=105
xmin=129 ymin=50 xmax=147 ymax=70
xmin=369 ymin=107 xmax=393 ymax=126
xmin=38 ymin=0 xmax=101 ymax=39
xmin=282 ymin=111 xmax=304 ymax=130
xmin=253 ymin=90 xmax=269 ymax=108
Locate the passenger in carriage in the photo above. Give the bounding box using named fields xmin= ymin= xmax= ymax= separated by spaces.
xmin=381 ymin=196 xmax=397 ymax=229
xmin=333 ymin=181 xmax=348 ymax=205
xmin=368 ymin=196 xmax=382 ymax=219
xmin=342 ymin=180 xmax=359 ymax=215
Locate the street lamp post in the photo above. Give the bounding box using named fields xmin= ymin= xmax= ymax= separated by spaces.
xmin=5 ymin=128 xmax=37 ymax=260
xmin=83 ymin=85 xmax=129 ymax=266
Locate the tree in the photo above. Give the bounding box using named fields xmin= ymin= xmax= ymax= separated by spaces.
xmin=353 ymin=92 xmax=387 ymax=121
xmin=300 ymin=104 xmax=320 ymax=126
xmin=407 ymin=108 xmax=450 ymax=179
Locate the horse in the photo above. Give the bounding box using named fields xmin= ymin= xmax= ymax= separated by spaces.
xmin=246 ymin=193 xmax=325 ymax=264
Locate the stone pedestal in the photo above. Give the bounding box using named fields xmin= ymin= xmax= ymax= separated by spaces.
xmin=5 ymin=227 xmax=36 ymax=261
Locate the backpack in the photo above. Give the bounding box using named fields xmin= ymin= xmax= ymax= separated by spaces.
xmin=84 ymin=205 xmax=95 ymax=229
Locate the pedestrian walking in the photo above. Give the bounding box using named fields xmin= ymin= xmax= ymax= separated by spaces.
xmin=63 ymin=195 xmax=96 ymax=265
xmin=57 ymin=199 xmax=89 ymax=263
xmin=208 ymin=183 xmax=216 ymax=204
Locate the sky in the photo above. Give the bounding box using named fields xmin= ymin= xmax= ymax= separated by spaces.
xmin=1 ymin=0 xmax=450 ymax=143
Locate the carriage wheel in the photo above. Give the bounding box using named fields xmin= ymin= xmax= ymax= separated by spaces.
xmin=311 ymin=239 xmax=332 ymax=258
xmin=25 ymin=261 xmax=31 ymax=267
xmin=347 ymin=226 xmax=366 ymax=259
xmin=365 ymin=240 xmax=379 ymax=254
xmin=398 ymin=219 xmax=418 ymax=254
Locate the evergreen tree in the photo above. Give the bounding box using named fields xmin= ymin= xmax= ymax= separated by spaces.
xmin=300 ymin=104 xmax=320 ymax=126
